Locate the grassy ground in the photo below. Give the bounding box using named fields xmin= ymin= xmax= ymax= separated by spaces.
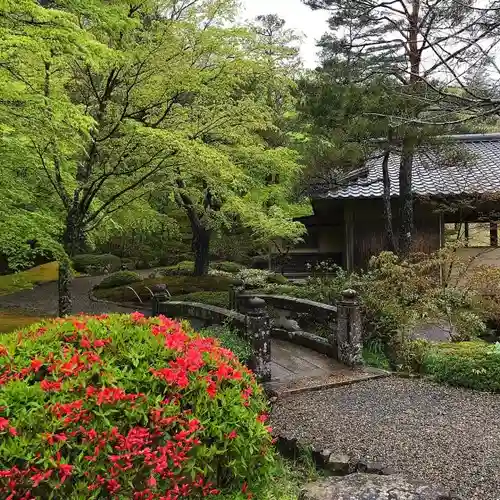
xmin=0 ymin=311 xmax=46 ymax=334
xmin=0 ymin=262 xmax=60 ymax=296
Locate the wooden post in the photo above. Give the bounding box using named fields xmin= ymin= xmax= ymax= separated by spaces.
xmin=491 ymin=222 xmax=498 ymax=247
xmin=344 ymin=202 xmax=354 ymax=272
xmin=464 ymin=222 xmax=469 ymax=247
xmin=336 ymin=289 xmax=363 ymax=367
xmin=245 ymin=296 xmax=272 ymax=382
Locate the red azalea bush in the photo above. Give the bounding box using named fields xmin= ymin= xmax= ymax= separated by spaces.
xmin=0 ymin=313 xmax=274 ymax=499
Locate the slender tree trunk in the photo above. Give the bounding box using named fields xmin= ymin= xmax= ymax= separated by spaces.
xmin=192 ymin=225 xmax=211 ymax=276
xmin=397 ymin=1 xmax=420 ymax=257
xmin=399 ymin=139 xmax=414 ymax=256
xmin=58 ymin=206 xmax=86 ymax=316
xmin=58 ymin=257 xmax=72 ymax=317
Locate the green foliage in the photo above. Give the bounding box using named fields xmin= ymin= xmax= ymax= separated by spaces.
xmin=200 ymin=325 xmax=253 ymax=364
xmin=95 ymin=271 xmax=142 ymax=290
xmin=423 ymin=341 xmax=500 ymax=392
xmin=173 ymin=292 xmax=229 ymax=309
xmin=95 ymin=275 xmax=237 ymax=303
xmin=160 ymin=261 xmax=195 ymax=277
xmin=211 ymin=261 xmax=244 ymax=274
xmin=0 ymin=313 xmax=274 ymax=496
xmin=72 ymin=254 xmax=121 ymax=275
xmin=236 ymin=269 xmax=288 ymax=289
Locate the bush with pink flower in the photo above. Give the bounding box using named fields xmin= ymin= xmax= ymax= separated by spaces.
xmin=0 ymin=313 xmax=274 ymax=499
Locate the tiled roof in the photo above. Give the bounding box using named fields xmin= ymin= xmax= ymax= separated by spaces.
xmin=316 ymin=134 xmax=500 ymax=200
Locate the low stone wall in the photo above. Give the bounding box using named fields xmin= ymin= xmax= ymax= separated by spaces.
xmin=238 ymin=293 xmax=337 ymax=319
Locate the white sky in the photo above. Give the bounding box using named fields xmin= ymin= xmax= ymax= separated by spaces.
xmin=239 ymin=0 xmax=330 ymax=68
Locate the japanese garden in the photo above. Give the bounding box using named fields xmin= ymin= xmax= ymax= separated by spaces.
xmin=3 ymin=0 xmax=500 ymax=499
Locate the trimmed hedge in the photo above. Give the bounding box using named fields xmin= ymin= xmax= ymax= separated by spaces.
xmin=96 ymin=271 xmax=142 ymax=290
xmin=172 ymin=291 xmax=229 ymax=309
xmin=72 ymin=254 xmax=121 ymax=275
xmin=160 ymin=261 xmax=195 ymax=276
xmin=0 ymin=314 xmax=274 ymax=497
xmin=211 ymin=261 xmax=244 ymax=274
xmin=422 ymin=341 xmax=500 ymax=392
xmin=94 ymin=275 xmax=237 ymax=303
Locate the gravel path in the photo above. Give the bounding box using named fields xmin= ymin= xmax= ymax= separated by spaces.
xmin=0 ymin=274 xmax=150 ymax=316
xmin=271 ymin=377 xmax=500 ymax=500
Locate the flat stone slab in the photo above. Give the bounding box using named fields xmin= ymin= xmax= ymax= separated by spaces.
xmin=299 ymin=474 xmax=459 ymax=500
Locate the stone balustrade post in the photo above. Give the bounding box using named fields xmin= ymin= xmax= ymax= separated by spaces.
xmin=151 ymin=284 xmax=169 ymax=317
xmin=336 ymin=289 xmax=363 ymax=367
xmin=245 ymin=296 xmax=272 ymax=382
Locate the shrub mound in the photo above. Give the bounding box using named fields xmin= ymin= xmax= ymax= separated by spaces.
xmin=72 ymin=254 xmax=121 ymax=275
xmin=0 ymin=314 xmax=273 ymax=498
xmin=160 ymin=261 xmax=195 ymax=277
xmin=211 ymin=261 xmax=244 ymax=274
xmin=94 ymin=276 xmax=237 ymax=303
xmin=422 ymin=341 xmax=500 ymax=392
xmin=172 ymin=291 xmax=229 ymax=309
xmin=96 ymin=270 xmax=143 ymax=290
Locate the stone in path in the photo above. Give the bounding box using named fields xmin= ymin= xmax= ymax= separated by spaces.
xmin=300 ymin=474 xmax=459 ymax=500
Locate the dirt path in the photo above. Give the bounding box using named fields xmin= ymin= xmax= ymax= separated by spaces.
xmin=271 ymin=377 xmax=500 ymax=500
xmin=0 ymin=274 xmax=149 ymax=317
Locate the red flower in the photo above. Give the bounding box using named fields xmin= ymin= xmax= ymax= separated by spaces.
xmin=257 ymin=414 xmax=268 ymax=423
xmin=30 ymin=359 xmax=43 ymax=371
xmin=206 ymin=380 xmax=217 ymax=399
xmin=131 ymin=311 xmax=144 ymax=322
xmin=58 ymin=463 xmax=73 ymax=482
xmin=40 ymin=379 xmax=62 ymax=392
xmin=227 ymin=430 xmax=238 ymax=440
xmin=0 ymin=417 xmax=9 ymax=431
xmin=8 ymin=427 xmax=17 ymax=436
xmin=0 ymin=345 xmax=8 ymax=357
xmin=80 ymin=336 xmax=91 ymax=349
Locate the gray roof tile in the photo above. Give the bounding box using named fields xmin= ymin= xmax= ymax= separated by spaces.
xmin=318 ymin=134 xmax=500 ymax=200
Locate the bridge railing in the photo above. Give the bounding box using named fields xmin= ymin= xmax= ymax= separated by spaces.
xmin=232 ymin=286 xmax=363 ymax=368
xmin=151 ymin=286 xmax=363 ymax=380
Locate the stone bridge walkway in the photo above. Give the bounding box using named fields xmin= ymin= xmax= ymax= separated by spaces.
xmin=268 ymin=339 xmax=387 ymax=395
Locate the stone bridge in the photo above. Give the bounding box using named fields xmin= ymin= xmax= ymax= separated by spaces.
xmin=152 ymin=287 xmax=385 ymax=394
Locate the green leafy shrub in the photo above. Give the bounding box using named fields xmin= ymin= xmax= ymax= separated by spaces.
xmin=160 ymin=261 xmax=195 ymax=276
xmin=236 ymin=269 xmax=288 ymax=289
xmin=211 ymin=261 xmax=244 ymax=274
xmin=0 ymin=313 xmax=274 ymax=498
xmin=422 ymin=341 xmax=500 ymax=392
xmin=94 ymin=275 xmax=237 ymax=303
xmin=201 ymin=325 xmax=253 ymax=363
xmin=72 ymin=254 xmax=121 ymax=275
xmin=173 ymin=291 xmax=229 ymax=309
xmin=95 ymin=270 xmax=143 ymax=290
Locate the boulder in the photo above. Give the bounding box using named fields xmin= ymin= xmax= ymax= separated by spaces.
xmin=299 ymin=474 xmax=459 ymax=500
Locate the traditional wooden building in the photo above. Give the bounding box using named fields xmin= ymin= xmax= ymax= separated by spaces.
xmin=286 ymin=133 xmax=500 ymax=273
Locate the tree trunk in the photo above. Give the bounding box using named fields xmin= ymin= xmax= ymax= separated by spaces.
xmin=399 ymin=140 xmax=414 ymax=256
xmin=58 ymin=257 xmax=72 ymax=317
xmin=193 ymin=226 xmax=211 ymax=276
xmin=58 ymin=208 xmax=86 ymax=316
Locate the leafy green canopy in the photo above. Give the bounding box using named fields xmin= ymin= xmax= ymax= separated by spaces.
xmin=0 ymin=0 xmax=306 ymax=272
